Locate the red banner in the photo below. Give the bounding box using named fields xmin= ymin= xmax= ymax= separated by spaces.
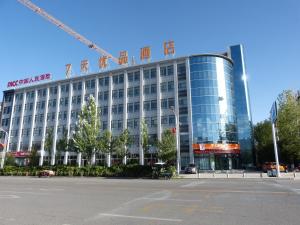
xmin=193 ymin=143 xmax=240 ymax=154
xmin=9 ymin=151 xmax=31 ymax=158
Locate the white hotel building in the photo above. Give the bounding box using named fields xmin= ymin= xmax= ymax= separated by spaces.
xmin=1 ymin=45 xmax=254 ymax=170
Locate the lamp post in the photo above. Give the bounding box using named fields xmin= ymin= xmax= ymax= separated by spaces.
xmin=0 ymin=127 xmax=8 ymax=169
xmin=170 ymin=106 xmax=180 ymax=175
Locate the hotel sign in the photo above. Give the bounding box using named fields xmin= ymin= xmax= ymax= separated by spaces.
xmin=7 ymin=73 xmax=51 ymax=88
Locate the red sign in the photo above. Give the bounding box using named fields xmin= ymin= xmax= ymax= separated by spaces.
xmin=7 ymin=73 xmax=51 ymax=88
xmin=193 ymin=143 xmax=240 ymax=154
xmin=9 ymin=151 xmax=31 ymax=158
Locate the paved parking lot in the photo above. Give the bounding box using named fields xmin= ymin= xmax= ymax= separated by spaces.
xmin=0 ymin=177 xmax=300 ymax=225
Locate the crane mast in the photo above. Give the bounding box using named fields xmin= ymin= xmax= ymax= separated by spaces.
xmin=18 ymin=0 xmax=119 ymax=64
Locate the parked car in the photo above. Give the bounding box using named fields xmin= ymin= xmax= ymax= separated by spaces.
xmin=185 ymin=163 xmax=197 ymax=174
xmin=262 ymin=162 xmax=288 ymax=173
xmin=38 ymin=170 xmax=55 ymax=177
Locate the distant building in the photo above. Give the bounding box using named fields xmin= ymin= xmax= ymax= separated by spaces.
xmin=1 ymin=44 xmax=254 ymax=170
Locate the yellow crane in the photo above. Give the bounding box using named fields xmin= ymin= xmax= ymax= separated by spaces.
xmin=18 ymin=0 xmax=119 ymax=64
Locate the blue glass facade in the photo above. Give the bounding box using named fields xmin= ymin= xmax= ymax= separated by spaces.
xmin=230 ymin=45 xmax=254 ymax=167
xmin=189 ymin=55 xmax=239 ymax=170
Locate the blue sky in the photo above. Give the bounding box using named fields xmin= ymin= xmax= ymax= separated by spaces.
xmin=0 ymin=0 xmax=299 ymax=123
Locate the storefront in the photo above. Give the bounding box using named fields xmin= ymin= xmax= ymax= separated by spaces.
xmin=193 ymin=143 xmax=240 ymax=170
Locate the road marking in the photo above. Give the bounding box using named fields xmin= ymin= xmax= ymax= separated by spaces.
xmin=0 ymin=191 xmax=47 ymax=195
xmin=0 ymin=195 xmax=20 ymax=199
xmin=100 ymin=213 xmax=182 ymax=222
xmin=181 ymin=181 xmax=205 ymax=188
xmin=39 ymin=188 xmax=64 ymax=191
xmin=142 ymin=197 xmax=202 ymax=202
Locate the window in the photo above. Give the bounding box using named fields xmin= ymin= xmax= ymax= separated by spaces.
xmin=168 ymin=81 xmax=174 ymax=91
xmin=178 ymin=80 xmax=186 ymax=90
xmin=134 ymin=102 xmax=140 ymax=112
xmin=161 ymin=99 xmax=168 ymax=109
xmin=169 ymin=115 xmax=175 ymax=124
xmin=179 ymin=97 xmax=188 ymax=106
xmin=77 ymin=96 xmax=81 ymax=104
xmin=111 ymin=120 xmax=118 ymax=129
xmin=161 ymin=116 xmax=168 ymax=124
xmin=134 ymin=119 xmax=139 ymax=128
xmin=160 ymin=67 xmax=167 ymax=76
xmin=78 ymin=82 xmax=82 ymax=90
xmin=160 ymin=82 xmax=167 ymax=92
xmin=127 ymin=88 xmax=134 ymax=97
xmin=119 ymin=89 xmax=124 ymax=98
xmin=127 ymin=103 xmax=134 ymax=113
xmin=143 ymin=85 xmax=150 ymax=95
xmin=151 ymin=68 xmax=157 ymax=79
xmin=118 ymin=104 xmax=123 ymax=114
xmin=167 ymin=65 xmax=174 ymax=76
xmin=151 ymin=100 xmax=157 ymax=110
xmin=168 ymin=98 xmax=175 ymax=108
xmin=99 ymin=77 xmax=109 ymax=86
xmin=113 ymin=75 xmax=118 ymax=84
xmin=134 ymin=71 xmax=140 ymax=81
xmin=128 ymin=72 xmax=134 ymax=82
xmin=103 ymin=91 xmax=108 ymax=100
xmin=151 ymin=84 xmax=157 ymax=94
xmin=102 ymin=121 xmax=108 ymax=130
xmin=91 ymin=79 xmax=95 ymax=88
xmin=73 ymin=83 xmax=78 ymax=91
xmin=151 ymin=117 xmax=157 ymax=127
xmin=112 ymin=105 xmax=117 ymax=114
xmin=112 ymin=90 xmax=118 ymax=99
xmin=119 ymin=74 xmax=124 ymax=84
xmin=134 ymin=87 xmax=140 ymax=96
xmin=143 ymin=69 xmax=150 ymax=79
xmin=127 ymin=119 xmax=133 ymax=128
xmin=160 ymin=65 xmax=173 ymax=76
xmin=143 ymin=101 xmax=150 ymax=111
xmin=65 ymin=97 xmax=68 ymax=106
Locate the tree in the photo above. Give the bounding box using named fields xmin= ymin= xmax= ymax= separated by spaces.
xmin=156 ymin=129 xmax=176 ymax=164
xmin=140 ymin=119 xmax=149 ymax=165
xmin=56 ymin=129 xmax=69 ymax=164
xmin=276 ymin=90 xmax=300 ymax=165
xmin=98 ymin=130 xmax=120 ymax=167
xmin=253 ymin=120 xmax=274 ymax=165
xmin=72 ymin=96 xmax=101 ymax=165
xmin=28 ymin=144 xmax=39 ymax=167
xmin=116 ymin=129 xmax=133 ymax=164
xmin=44 ymin=128 xmax=53 ymax=165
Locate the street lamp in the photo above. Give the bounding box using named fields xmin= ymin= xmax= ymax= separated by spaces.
xmin=0 ymin=127 xmax=8 ymax=169
xmin=170 ymin=106 xmax=180 ymax=175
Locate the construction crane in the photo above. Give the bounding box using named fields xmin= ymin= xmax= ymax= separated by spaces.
xmin=18 ymin=0 xmax=119 ymax=64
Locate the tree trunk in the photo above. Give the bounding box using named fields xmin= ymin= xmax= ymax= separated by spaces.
xmin=123 ymin=155 xmax=127 ymax=165
xmin=63 ymin=151 xmax=68 ymax=165
xmin=107 ymin=153 xmax=111 ymax=167
xmin=91 ymin=151 xmax=96 ymax=165
xmin=77 ymin=152 xmax=82 ymax=167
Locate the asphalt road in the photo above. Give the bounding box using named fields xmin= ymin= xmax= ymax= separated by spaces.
xmin=0 ymin=177 xmax=299 ymax=225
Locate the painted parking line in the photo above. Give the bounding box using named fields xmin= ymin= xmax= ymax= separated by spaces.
xmin=181 ymin=181 xmax=205 ymax=188
xmin=100 ymin=213 xmax=182 ymax=222
xmin=0 ymin=194 xmax=20 ymax=199
xmin=142 ymin=197 xmax=202 ymax=202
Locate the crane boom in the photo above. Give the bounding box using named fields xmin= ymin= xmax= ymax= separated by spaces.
xmin=18 ymin=0 xmax=119 ymax=64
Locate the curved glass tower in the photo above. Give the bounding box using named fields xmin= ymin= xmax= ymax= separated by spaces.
xmin=190 ymin=55 xmax=239 ymax=170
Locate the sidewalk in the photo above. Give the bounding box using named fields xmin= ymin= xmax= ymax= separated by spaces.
xmin=179 ymin=171 xmax=300 ymax=179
